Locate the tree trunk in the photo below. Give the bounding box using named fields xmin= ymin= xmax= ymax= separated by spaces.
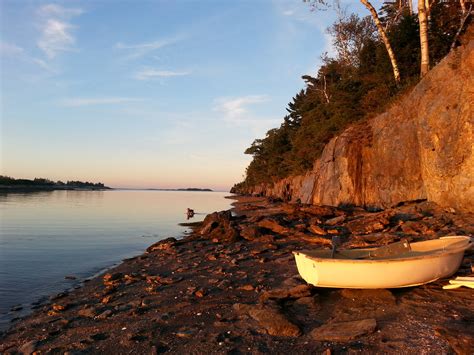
xmin=408 ymin=0 xmax=413 ymax=15
xmin=359 ymin=0 xmax=401 ymax=84
xmin=425 ymin=0 xmax=431 ymax=15
xmin=418 ymin=0 xmax=430 ymax=77
xmin=460 ymin=0 xmax=466 ymax=15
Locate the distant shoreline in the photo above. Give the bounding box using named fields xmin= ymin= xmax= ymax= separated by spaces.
xmin=0 ymin=186 xmax=216 ymax=193
xmin=0 ymin=186 xmax=112 ymax=193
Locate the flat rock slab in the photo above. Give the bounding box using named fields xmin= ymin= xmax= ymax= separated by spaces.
xmin=310 ymin=318 xmax=377 ymax=342
xmin=233 ymin=303 xmax=301 ymax=337
xmin=259 ymin=284 xmax=312 ymax=303
xmin=257 ymin=219 xmax=290 ymax=234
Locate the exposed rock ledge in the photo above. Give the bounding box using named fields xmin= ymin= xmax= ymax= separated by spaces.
xmin=242 ymin=34 xmax=474 ymax=213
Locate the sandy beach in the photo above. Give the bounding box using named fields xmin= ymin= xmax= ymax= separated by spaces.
xmin=1 ymin=196 xmax=473 ymax=354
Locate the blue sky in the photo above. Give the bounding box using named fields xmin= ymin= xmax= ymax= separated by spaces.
xmin=1 ymin=0 xmax=369 ymax=190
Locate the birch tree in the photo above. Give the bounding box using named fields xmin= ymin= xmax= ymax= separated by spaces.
xmin=359 ymin=0 xmax=401 ymax=83
xmin=418 ymin=0 xmax=430 ymax=77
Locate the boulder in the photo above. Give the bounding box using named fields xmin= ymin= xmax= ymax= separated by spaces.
xmin=198 ymin=211 xmax=240 ymax=242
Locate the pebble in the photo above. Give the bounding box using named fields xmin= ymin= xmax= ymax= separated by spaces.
xmin=195 ymin=289 xmax=206 ymax=298
xmin=239 ymin=284 xmax=255 ymax=291
xmin=176 ymin=329 xmax=195 ymax=338
xmin=52 ymin=304 xmax=66 ymax=312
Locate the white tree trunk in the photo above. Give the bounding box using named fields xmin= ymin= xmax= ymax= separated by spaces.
xmin=418 ymin=0 xmax=430 ymax=77
xmin=460 ymin=0 xmax=466 ymax=14
xmin=425 ymin=0 xmax=431 ymax=15
xmin=359 ymin=0 xmax=401 ymax=83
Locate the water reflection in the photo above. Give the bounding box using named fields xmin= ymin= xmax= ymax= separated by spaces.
xmin=0 ymin=190 xmax=232 ymax=331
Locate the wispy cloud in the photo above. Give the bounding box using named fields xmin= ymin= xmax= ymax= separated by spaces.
xmin=133 ymin=68 xmax=191 ymax=81
xmin=0 ymin=41 xmax=25 ymax=56
xmin=214 ymin=95 xmax=270 ymax=121
xmin=59 ymin=97 xmax=145 ymax=107
xmin=213 ymin=95 xmax=279 ymax=134
xmin=37 ymin=4 xmax=83 ymax=59
xmin=38 ymin=4 xmax=83 ymax=18
xmin=32 ymin=57 xmax=58 ymax=73
xmin=115 ymin=36 xmax=184 ymax=60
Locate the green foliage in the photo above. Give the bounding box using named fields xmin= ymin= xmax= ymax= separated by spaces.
xmin=234 ymin=1 xmax=463 ymax=191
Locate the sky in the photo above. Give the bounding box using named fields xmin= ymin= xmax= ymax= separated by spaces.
xmin=0 ymin=0 xmax=371 ymax=191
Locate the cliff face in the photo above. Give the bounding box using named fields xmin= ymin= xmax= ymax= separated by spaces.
xmin=244 ymin=36 xmax=474 ymax=213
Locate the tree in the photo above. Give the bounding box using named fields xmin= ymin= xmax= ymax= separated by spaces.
xmin=327 ymin=13 xmax=377 ymax=67
xmin=359 ymin=0 xmax=401 ymax=83
xmin=418 ymin=0 xmax=430 ymax=77
xmin=306 ymin=0 xmax=401 ymax=83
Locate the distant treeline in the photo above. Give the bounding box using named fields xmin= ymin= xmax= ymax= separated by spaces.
xmin=0 ymin=176 xmax=110 ymax=190
xmin=233 ymin=1 xmax=467 ymax=192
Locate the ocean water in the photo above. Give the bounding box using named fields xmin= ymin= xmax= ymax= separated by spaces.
xmin=0 ymin=189 xmax=232 ymax=331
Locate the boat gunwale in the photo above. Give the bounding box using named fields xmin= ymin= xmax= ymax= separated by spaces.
xmin=293 ymin=236 xmax=472 ymax=264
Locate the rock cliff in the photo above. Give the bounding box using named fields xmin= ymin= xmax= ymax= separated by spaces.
xmin=241 ymin=34 xmax=474 ymax=213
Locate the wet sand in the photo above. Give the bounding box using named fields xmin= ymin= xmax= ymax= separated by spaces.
xmin=1 ymin=196 xmax=473 ymax=354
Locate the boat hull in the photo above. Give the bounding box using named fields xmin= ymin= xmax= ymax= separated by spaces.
xmin=293 ymin=236 xmax=472 ymax=289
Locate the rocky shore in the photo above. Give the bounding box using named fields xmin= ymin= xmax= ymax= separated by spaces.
xmin=1 ymin=196 xmax=473 ymax=354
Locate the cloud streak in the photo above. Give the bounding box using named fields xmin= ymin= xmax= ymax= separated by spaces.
xmin=0 ymin=41 xmax=25 ymax=56
xmin=59 ymin=97 xmax=145 ymax=107
xmin=133 ymin=68 xmax=190 ymax=80
xmin=115 ymin=36 xmax=184 ymax=60
xmin=37 ymin=4 xmax=83 ymax=59
xmin=213 ymin=95 xmax=279 ymax=134
xmin=214 ymin=95 xmax=270 ymax=121
xmin=38 ymin=4 xmax=83 ymax=18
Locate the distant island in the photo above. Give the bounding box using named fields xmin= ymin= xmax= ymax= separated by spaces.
xmin=0 ymin=176 xmax=111 ymax=192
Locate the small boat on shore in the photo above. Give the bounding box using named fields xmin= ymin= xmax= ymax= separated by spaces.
xmin=293 ymin=236 xmax=472 ymax=289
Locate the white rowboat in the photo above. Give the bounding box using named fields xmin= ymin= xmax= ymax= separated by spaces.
xmin=293 ymin=236 xmax=472 ymax=289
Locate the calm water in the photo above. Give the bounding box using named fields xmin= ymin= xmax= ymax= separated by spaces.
xmin=0 ymin=189 xmax=232 ymax=331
